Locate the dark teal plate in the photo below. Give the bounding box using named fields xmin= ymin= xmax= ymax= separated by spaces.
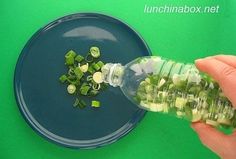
xmin=14 ymin=13 xmax=151 ymax=149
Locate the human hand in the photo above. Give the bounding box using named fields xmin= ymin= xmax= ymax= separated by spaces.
xmin=192 ymin=55 xmax=236 ymax=159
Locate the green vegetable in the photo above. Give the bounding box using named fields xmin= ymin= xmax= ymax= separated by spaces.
xmin=67 ymin=84 xmax=76 ymax=94
xmin=90 ymin=46 xmax=100 ymax=58
xmin=59 ymin=46 xmax=108 ymax=109
xmin=135 ymin=65 xmax=236 ymax=128
xmin=93 ymin=72 xmax=103 ymax=84
xmin=87 ymin=75 xmax=93 ymax=81
xmin=92 ymin=63 xmax=101 ymax=71
xmin=88 ymin=66 xmax=95 ymax=74
xmin=79 ymin=63 xmax=89 ymax=73
xmin=65 ymin=50 xmax=76 ymax=57
xmin=92 ymin=83 xmax=101 ymax=90
xmin=80 ymin=84 xmax=90 ymax=95
xmin=59 ymin=75 xmax=67 ymax=83
xmin=74 ymin=67 xmax=83 ymax=79
xmin=65 ymin=50 xmax=76 ymax=65
xmin=75 ymin=55 xmax=84 ymax=62
xmin=86 ymin=54 xmax=94 ymax=62
xmin=91 ymin=100 xmax=100 ymax=108
xmin=73 ymin=98 xmax=86 ymax=109
xmin=78 ymin=100 xmax=87 ymax=108
xmin=96 ymin=61 xmax=104 ymax=68
xmin=73 ymin=98 xmax=80 ymax=107
xmin=175 ymin=97 xmax=187 ymax=109
xmin=89 ymin=90 xmax=99 ymax=96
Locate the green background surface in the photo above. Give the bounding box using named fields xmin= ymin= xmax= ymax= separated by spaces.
xmin=1 ymin=0 xmax=236 ymax=159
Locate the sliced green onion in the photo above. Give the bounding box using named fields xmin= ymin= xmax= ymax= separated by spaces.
xmin=85 ymin=54 xmax=94 ymax=62
xmin=74 ymin=67 xmax=84 ymax=79
xmin=100 ymin=83 xmax=109 ymax=90
xmin=90 ymin=46 xmax=100 ymax=58
xmin=135 ymin=63 xmax=235 ymax=128
xmin=67 ymin=78 xmax=79 ymax=85
xmin=59 ymin=46 xmax=108 ymax=109
xmin=75 ymin=54 xmax=84 ymax=62
xmin=175 ymin=97 xmax=187 ymax=109
xmin=191 ymin=110 xmax=202 ymax=122
xmin=199 ymin=91 xmax=208 ymax=99
xmin=73 ymin=98 xmax=80 ymax=107
xmin=188 ymin=86 xmax=201 ymax=94
xmin=92 ymin=63 xmax=100 ymax=71
xmin=92 ymin=83 xmax=101 ymax=90
xmin=65 ymin=57 xmax=75 ymax=65
xmin=67 ymin=75 xmax=76 ymax=80
xmin=88 ymin=66 xmax=95 ymax=74
xmin=206 ymin=119 xmax=219 ymax=127
xmin=87 ymin=75 xmax=93 ymax=81
xmin=91 ymin=100 xmax=100 ymax=107
xmin=93 ymin=72 xmax=103 ymax=84
xmin=78 ymin=100 xmax=86 ymax=108
xmin=79 ymin=63 xmax=89 ymax=73
xmin=96 ymin=61 xmax=104 ymax=68
xmin=59 ymin=75 xmax=67 ymax=83
xmin=145 ymin=85 xmax=153 ymax=93
xmin=68 ymin=68 xmax=75 ymax=76
xmin=80 ymin=84 xmax=90 ymax=95
xmin=67 ymin=84 xmax=76 ymax=94
xmin=74 ymin=99 xmax=87 ymax=109
xmin=65 ymin=50 xmax=76 ymax=65
xmin=88 ymin=82 xmax=93 ymax=87
xmin=65 ymin=50 xmax=76 ymax=57
xmin=89 ymin=90 xmax=99 ymax=96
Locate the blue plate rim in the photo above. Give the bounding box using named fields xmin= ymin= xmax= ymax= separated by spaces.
xmin=14 ymin=12 xmax=151 ymax=149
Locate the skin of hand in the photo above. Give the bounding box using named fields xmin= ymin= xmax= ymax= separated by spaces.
xmin=192 ymin=55 xmax=236 ymax=159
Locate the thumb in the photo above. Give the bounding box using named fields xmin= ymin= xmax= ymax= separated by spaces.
xmin=191 ymin=122 xmax=231 ymax=157
xmin=195 ymin=57 xmax=236 ymax=107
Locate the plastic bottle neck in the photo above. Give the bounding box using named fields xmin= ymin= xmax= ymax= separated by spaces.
xmin=101 ymin=63 xmax=125 ymax=87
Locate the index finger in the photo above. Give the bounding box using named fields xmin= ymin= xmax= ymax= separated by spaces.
xmin=195 ymin=57 xmax=236 ymax=107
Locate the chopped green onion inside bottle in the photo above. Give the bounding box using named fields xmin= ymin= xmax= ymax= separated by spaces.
xmin=135 ymin=64 xmax=236 ymax=128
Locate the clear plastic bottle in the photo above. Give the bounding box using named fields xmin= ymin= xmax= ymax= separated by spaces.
xmin=101 ymin=56 xmax=236 ymax=128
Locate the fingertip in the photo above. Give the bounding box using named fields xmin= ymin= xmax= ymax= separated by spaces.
xmin=194 ymin=58 xmax=208 ymax=72
xmin=194 ymin=59 xmax=202 ymax=70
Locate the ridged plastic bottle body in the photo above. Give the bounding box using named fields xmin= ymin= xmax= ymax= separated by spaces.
xmin=102 ymin=56 xmax=236 ymax=128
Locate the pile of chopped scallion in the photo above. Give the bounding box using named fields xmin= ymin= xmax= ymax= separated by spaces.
xmin=59 ymin=46 xmax=108 ymax=109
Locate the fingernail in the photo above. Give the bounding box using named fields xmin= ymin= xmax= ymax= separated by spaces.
xmin=195 ymin=58 xmax=203 ymax=62
xmin=195 ymin=56 xmax=213 ymax=63
xmin=204 ymin=56 xmax=214 ymax=60
xmin=195 ymin=58 xmax=203 ymax=63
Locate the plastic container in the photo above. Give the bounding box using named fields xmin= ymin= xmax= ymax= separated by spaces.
xmin=101 ymin=56 xmax=236 ymax=128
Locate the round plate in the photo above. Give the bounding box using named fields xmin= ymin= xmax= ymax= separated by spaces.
xmin=14 ymin=13 xmax=151 ymax=149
